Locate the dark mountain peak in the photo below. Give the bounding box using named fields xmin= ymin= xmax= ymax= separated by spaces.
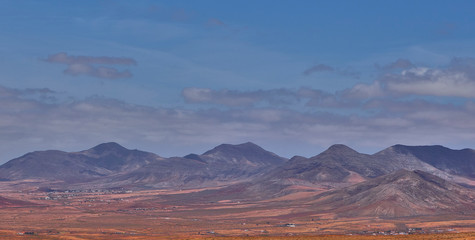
xmin=183 ymin=153 xmax=206 ymax=163
xmin=240 ymin=141 xmax=260 ymax=147
xmin=205 ymin=142 xmax=262 ymax=154
xmin=203 ymin=142 xmax=268 ymax=157
xmin=87 ymin=142 xmax=128 ymax=155
xmin=202 ymin=142 xmax=286 ymax=167
xmin=380 ymin=145 xmax=475 ymax=179
xmin=81 ymin=142 xmax=161 ymax=171
xmin=375 ymin=144 xmax=404 ymax=155
xmin=322 ymin=144 xmax=359 ymax=155
xmin=24 ymin=150 xmax=67 ymax=158
xmin=287 ymin=144 xmax=388 ymax=181
xmin=288 ymin=155 xmax=308 ymax=162
xmin=387 ymin=144 xmax=475 ymax=157
xmin=92 ymin=142 xmax=127 ymax=150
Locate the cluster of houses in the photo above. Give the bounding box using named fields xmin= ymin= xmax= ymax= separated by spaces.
xmin=39 ymin=188 xmax=133 ymax=202
xmin=355 ymin=227 xmax=457 ymax=236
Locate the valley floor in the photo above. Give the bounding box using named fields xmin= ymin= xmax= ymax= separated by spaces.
xmin=0 ymin=185 xmax=473 ymax=239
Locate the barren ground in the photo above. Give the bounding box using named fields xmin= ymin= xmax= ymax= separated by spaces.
xmin=0 ymin=183 xmax=473 ymax=239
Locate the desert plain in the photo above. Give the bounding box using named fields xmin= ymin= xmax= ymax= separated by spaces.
xmin=0 ymin=181 xmax=473 ymax=240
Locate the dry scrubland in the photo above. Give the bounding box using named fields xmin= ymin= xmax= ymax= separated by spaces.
xmin=0 ymin=185 xmax=473 ymax=239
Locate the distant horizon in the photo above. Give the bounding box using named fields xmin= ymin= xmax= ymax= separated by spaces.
xmin=2 ymin=140 xmax=473 ymax=165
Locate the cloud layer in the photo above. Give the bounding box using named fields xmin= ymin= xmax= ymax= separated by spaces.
xmin=2 ymin=58 xmax=475 ymax=162
xmin=44 ymin=52 xmax=136 ymax=79
xmin=367 ymin=57 xmax=475 ymax=99
xmin=2 ymin=55 xmax=475 ymax=162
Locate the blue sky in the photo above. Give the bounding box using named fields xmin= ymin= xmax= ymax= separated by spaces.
xmin=1 ymin=0 xmax=475 ymax=162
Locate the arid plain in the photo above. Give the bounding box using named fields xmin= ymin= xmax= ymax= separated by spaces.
xmin=0 ymin=182 xmax=473 ymax=239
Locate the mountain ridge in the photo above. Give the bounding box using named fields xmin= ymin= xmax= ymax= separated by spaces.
xmin=262 ymin=143 xmax=475 ymax=191
xmin=0 ymin=142 xmax=161 ymax=182
xmin=0 ymin=142 xmax=474 ymax=191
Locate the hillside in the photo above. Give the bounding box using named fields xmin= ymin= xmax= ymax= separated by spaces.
xmin=310 ymin=170 xmax=475 ymax=217
xmin=0 ymin=142 xmax=161 ymax=183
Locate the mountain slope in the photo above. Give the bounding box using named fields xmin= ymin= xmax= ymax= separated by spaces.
xmin=311 ymin=170 xmax=475 ymax=218
xmin=89 ymin=157 xmax=210 ymax=189
xmin=95 ymin=142 xmax=288 ymax=189
xmin=281 ymin=144 xmax=386 ymax=181
xmin=377 ymin=145 xmax=475 ymax=179
xmin=258 ymin=144 xmax=387 ymax=194
xmin=79 ymin=142 xmax=160 ymax=171
xmin=0 ymin=142 xmax=287 ymax=189
xmin=1 ymin=142 xmax=474 ymax=192
xmin=202 ymin=142 xmax=285 ymax=166
xmin=261 ymin=144 xmax=475 ymax=193
xmin=199 ymin=142 xmax=287 ymax=178
xmin=0 ymin=142 xmax=160 ymax=183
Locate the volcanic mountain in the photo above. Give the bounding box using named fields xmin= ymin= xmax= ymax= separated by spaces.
xmin=258 ymin=144 xmax=475 ymax=194
xmin=265 ymin=144 xmax=381 ymax=184
xmin=375 ymin=145 xmax=475 ymax=179
xmin=0 ymin=142 xmax=161 ymax=183
xmin=96 ymin=142 xmax=288 ymax=189
xmin=309 ymin=169 xmax=475 ymax=218
xmin=196 ymin=142 xmax=286 ymax=177
xmin=0 ymin=142 xmax=287 ymax=189
xmin=1 ymin=142 xmax=474 ymax=192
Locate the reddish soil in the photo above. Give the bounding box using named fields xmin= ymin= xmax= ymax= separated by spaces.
xmin=0 ymin=184 xmax=473 ymax=239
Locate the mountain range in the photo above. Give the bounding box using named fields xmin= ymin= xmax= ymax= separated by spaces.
xmin=256 ymin=143 xmax=475 ymax=195
xmin=0 ymin=142 xmax=474 ymax=218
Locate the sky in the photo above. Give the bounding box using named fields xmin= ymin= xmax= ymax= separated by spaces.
xmin=1 ymin=0 xmax=475 ymax=163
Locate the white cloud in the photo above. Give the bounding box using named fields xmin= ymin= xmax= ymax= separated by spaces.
xmin=337 ymin=58 xmax=475 ymax=100
xmin=380 ymin=58 xmax=475 ymax=98
xmin=401 ymin=67 xmax=431 ymax=76
xmin=387 ymin=70 xmax=475 ymax=98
